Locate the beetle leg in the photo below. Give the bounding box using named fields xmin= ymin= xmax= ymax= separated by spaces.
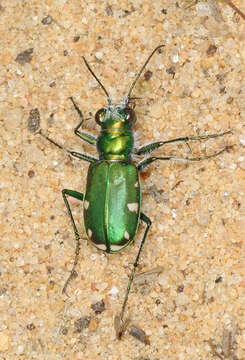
xmin=62 ymin=189 xmax=84 ymax=295
xmin=69 ymin=151 xmax=97 ymax=163
xmin=137 ymin=146 xmax=229 ymax=172
xmin=136 ymin=141 xmax=166 ymax=155
xmin=136 ymin=130 xmax=231 ymax=156
xmin=38 ymin=130 xmax=97 ymax=163
xmin=118 ymin=213 xmax=152 ymax=328
xmin=70 ymin=97 xmax=97 ymax=145
xmin=38 ymin=130 xmax=66 ymax=151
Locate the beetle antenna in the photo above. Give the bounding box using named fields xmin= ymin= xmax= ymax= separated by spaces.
xmin=126 ymin=45 xmax=165 ymax=102
xmin=82 ymin=56 xmax=112 ymax=105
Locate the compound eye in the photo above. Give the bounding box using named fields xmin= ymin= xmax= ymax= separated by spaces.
xmin=125 ymin=107 xmax=136 ymax=124
xmin=95 ymin=108 xmax=106 ymax=125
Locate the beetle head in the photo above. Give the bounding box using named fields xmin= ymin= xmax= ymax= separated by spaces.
xmin=95 ymin=105 xmax=136 ymax=130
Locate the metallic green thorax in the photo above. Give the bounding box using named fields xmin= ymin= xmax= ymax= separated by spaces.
xmin=83 ymin=105 xmax=141 ymax=253
xmin=96 ymin=105 xmax=136 ymax=161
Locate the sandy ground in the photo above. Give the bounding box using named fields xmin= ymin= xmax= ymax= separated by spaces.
xmin=0 ymin=0 xmax=245 ymax=359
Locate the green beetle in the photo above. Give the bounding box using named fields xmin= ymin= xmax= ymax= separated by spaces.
xmin=39 ymin=45 xmax=230 ymax=338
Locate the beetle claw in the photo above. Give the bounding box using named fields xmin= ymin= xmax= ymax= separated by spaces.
xmin=114 ymin=315 xmax=130 ymax=339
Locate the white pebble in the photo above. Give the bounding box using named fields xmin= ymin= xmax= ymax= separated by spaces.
xmin=239 ymin=137 xmax=245 ymax=146
xmin=95 ymin=51 xmax=103 ymax=60
xmin=108 ymin=286 xmax=119 ymax=296
xmin=172 ymin=54 xmax=179 ymax=63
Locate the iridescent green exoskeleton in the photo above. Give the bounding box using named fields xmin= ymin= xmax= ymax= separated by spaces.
xmin=39 ymin=45 xmax=230 ymax=339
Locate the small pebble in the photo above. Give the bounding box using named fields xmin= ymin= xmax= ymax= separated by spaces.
xmin=108 ymin=286 xmax=119 ymax=295
xmin=27 ymin=108 xmax=40 ymax=133
xmin=150 ymin=103 xmax=163 ymax=118
xmin=0 ymin=331 xmax=10 ymax=351
xmin=91 ymin=300 xmax=105 ymax=314
xmin=206 ymin=44 xmax=217 ymax=56
xmin=15 ymin=48 xmax=33 ymax=65
xmin=172 ymin=54 xmax=179 ymax=63
xmin=74 ymin=317 xmax=91 ymax=332
xmin=176 ymin=293 xmax=190 ymax=306
xmin=129 ymin=325 xmax=150 ymax=345
xmin=88 ymin=318 xmax=99 ymax=332
xmin=41 ymin=15 xmax=53 ymax=25
xmin=191 ymin=88 xmax=202 ymax=98
xmin=239 ymin=136 xmax=245 ymax=146
xmin=144 ymin=70 xmax=153 ymax=81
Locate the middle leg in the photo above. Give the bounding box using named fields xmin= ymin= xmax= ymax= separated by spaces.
xmin=38 ymin=130 xmax=98 ymax=163
xmin=62 ymin=189 xmax=84 ymax=295
xmin=137 ymin=146 xmax=229 ymax=171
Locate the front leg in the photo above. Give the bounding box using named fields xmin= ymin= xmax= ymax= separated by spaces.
xmin=70 ymin=97 xmax=97 ymax=145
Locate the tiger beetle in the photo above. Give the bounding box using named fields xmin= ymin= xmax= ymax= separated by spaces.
xmin=38 ymin=45 xmax=231 ymax=338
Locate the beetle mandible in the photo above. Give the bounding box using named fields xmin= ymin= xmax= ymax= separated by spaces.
xmin=39 ymin=45 xmax=230 ymax=337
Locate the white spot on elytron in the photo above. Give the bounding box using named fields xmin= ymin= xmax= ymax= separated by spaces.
xmin=113 ymin=176 xmax=124 ymax=186
xmin=110 ymin=244 xmax=125 ymax=251
xmin=84 ymin=200 xmax=89 ymax=210
xmin=134 ymin=181 xmax=139 ymax=187
xmin=88 ymin=229 xmax=92 ymax=238
xmin=124 ymin=231 xmax=130 ymax=240
xmin=127 ymin=202 xmax=138 ymax=213
xmin=94 ymin=243 xmax=107 ymax=251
